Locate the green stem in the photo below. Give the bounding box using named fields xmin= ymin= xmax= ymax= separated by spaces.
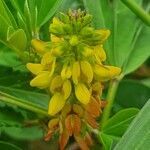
xmin=101 ymin=75 xmax=123 ymax=127
xmin=121 ymin=0 xmax=150 ymax=26
xmin=0 ymin=92 xmax=49 ymax=117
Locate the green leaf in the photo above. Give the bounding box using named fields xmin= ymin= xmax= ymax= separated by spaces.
xmin=83 ymin=0 xmax=150 ymax=75
xmin=83 ymin=0 xmax=106 ymax=28
xmin=0 ymin=86 xmax=49 ymax=110
xmin=0 ymin=0 xmax=17 ymax=28
xmin=0 ymin=107 xmax=24 ymax=126
xmin=102 ymin=108 xmax=139 ymax=137
xmin=141 ymin=78 xmax=150 ymax=88
xmin=99 ymin=133 xmax=113 ymax=150
xmin=114 ymin=99 xmax=150 ymax=150
xmin=115 ymin=80 xmax=150 ymax=110
xmin=0 ymin=44 xmax=22 ymax=68
xmin=123 ymin=26 xmax=150 ymax=74
xmin=36 ymin=0 xmax=64 ymax=27
xmin=60 ymin=0 xmax=84 ymax=12
xmin=0 ymin=100 xmax=44 ymax=140
xmin=0 ymin=15 xmax=10 ymax=40
xmin=0 ymin=141 xmax=22 ymax=150
xmin=3 ymin=126 xmax=44 ymax=140
xmin=7 ymin=29 xmax=27 ymax=51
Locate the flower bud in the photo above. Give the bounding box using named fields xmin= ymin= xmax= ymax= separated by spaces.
xmin=72 ymin=61 xmax=80 ymax=84
xmin=69 ymin=35 xmax=78 ymax=46
xmin=75 ymin=83 xmax=91 ymax=104
xmin=62 ymin=80 xmax=72 ymax=99
xmin=26 ymin=63 xmax=43 ymax=75
xmin=30 ymin=71 xmax=51 ymax=88
xmin=61 ymin=64 xmax=72 ymax=80
xmin=31 ymin=39 xmax=47 ymax=54
xmin=80 ymin=61 xmax=93 ymax=83
xmin=48 ymin=93 xmax=66 ymax=116
xmin=50 ymin=75 xmax=63 ymax=93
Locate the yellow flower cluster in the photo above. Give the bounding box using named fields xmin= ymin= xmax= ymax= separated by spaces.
xmin=27 ymin=10 xmax=121 ymax=150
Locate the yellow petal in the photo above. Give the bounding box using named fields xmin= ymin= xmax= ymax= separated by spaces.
xmin=50 ymin=75 xmax=63 ymax=93
xmin=48 ymin=93 xmax=66 ymax=116
xmin=106 ymin=66 xmax=121 ymax=78
xmin=61 ymin=64 xmax=72 ymax=80
xmin=31 ymin=39 xmax=47 ymax=55
xmin=41 ymin=52 xmax=56 ymax=76
xmin=69 ymin=35 xmax=79 ymax=46
xmin=30 ymin=71 xmax=51 ymax=88
xmin=80 ymin=61 xmax=93 ymax=83
xmin=41 ymin=52 xmax=54 ymax=67
xmin=51 ymin=34 xmax=62 ymax=43
xmin=94 ymin=45 xmax=106 ymax=62
xmin=52 ymin=17 xmax=63 ymax=25
xmin=51 ymin=46 xmax=63 ymax=56
xmin=96 ymin=29 xmax=110 ymax=43
xmin=75 ymin=83 xmax=91 ymax=104
xmin=49 ymin=57 xmax=56 ymax=76
xmin=62 ymin=80 xmax=72 ymax=99
xmin=94 ymin=64 xmax=121 ymax=81
xmin=82 ymin=47 xmax=93 ymax=57
xmin=94 ymin=64 xmax=109 ymax=81
xmin=26 ymin=63 xmax=43 ymax=75
xmin=72 ymin=61 xmax=80 ymax=85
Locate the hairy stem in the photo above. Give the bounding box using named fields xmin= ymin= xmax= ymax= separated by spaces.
xmin=101 ymin=75 xmax=123 ymax=127
xmin=121 ymin=0 xmax=150 ymax=26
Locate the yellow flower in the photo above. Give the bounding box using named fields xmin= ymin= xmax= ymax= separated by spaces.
xmin=30 ymin=71 xmax=51 ymax=88
xmin=82 ymin=47 xmax=93 ymax=57
xmin=107 ymin=66 xmax=121 ymax=78
xmin=28 ymin=10 xmax=122 ymax=150
xmin=41 ymin=52 xmax=54 ymax=68
xmin=62 ymin=80 xmax=72 ymax=99
xmin=48 ymin=93 xmax=66 ymax=116
xmin=31 ymin=39 xmax=48 ymax=55
xmin=95 ymin=29 xmax=110 ymax=43
xmin=41 ymin=52 xmax=56 ymax=76
xmin=80 ymin=61 xmax=93 ymax=83
xmin=75 ymin=83 xmax=91 ymax=105
xmin=26 ymin=63 xmax=43 ymax=75
xmin=69 ymin=35 xmax=79 ymax=46
xmin=50 ymin=75 xmax=63 ymax=93
xmin=50 ymin=76 xmax=71 ymax=100
xmin=52 ymin=17 xmax=63 ymax=25
xmin=51 ymin=46 xmax=63 ymax=56
xmin=51 ymin=34 xmax=62 ymax=43
xmin=93 ymin=45 xmax=106 ymax=63
xmin=94 ymin=64 xmax=121 ymax=81
xmin=61 ymin=64 xmax=72 ymax=80
xmin=72 ymin=61 xmax=80 ymax=85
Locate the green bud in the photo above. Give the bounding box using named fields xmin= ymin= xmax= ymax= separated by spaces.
xmin=63 ymin=24 xmax=72 ymax=34
xmin=82 ymin=14 xmax=92 ymax=27
xmin=60 ymin=12 xmax=70 ymax=23
xmin=49 ymin=24 xmax=64 ymax=35
xmin=80 ymin=27 xmax=94 ymax=37
xmin=69 ymin=35 xmax=79 ymax=46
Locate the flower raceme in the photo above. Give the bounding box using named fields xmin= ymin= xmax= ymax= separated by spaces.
xmin=27 ymin=10 xmax=121 ymax=150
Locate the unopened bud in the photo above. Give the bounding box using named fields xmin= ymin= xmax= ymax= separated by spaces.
xmin=69 ymin=35 xmax=78 ymax=46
